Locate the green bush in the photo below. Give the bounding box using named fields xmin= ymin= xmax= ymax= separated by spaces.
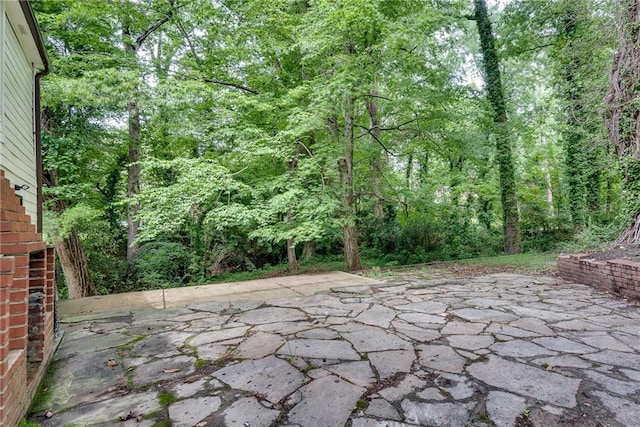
xmin=132 ymin=241 xmax=191 ymax=289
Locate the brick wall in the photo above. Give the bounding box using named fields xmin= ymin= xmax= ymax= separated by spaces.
xmin=558 ymin=254 xmax=640 ymax=300
xmin=0 ymin=170 xmax=56 ymax=427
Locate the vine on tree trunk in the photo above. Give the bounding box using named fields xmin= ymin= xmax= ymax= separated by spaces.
xmin=604 ymin=0 xmax=640 ymax=244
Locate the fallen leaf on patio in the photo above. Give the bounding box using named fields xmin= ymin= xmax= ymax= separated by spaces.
xmin=184 ymin=374 xmax=200 ymax=383
xmin=163 ymin=368 xmax=180 ymax=373
xmin=44 ymin=410 xmax=54 ymax=418
xmin=106 ymin=359 xmax=117 ymax=367
xmin=195 ymin=422 xmax=207 ymax=427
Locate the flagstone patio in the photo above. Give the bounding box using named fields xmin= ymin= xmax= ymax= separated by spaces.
xmin=30 ymin=270 xmax=640 ymax=426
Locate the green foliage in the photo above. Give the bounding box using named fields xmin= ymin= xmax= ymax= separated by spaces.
xmin=132 ymin=242 xmax=191 ymax=289
xmin=32 ymin=0 xmax=630 ymax=294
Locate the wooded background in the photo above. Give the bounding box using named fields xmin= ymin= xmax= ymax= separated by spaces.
xmin=32 ymin=0 xmax=640 ymax=298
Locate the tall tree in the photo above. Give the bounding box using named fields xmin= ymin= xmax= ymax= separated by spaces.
xmin=604 ymin=0 xmax=640 ymax=244
xmin=473 ymin=0 xmax=522 ymax=254
xmin=119 ymin=0 xmax=175 ymax=263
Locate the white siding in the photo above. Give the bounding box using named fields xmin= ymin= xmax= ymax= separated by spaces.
xmin=0 ymin=8 xmax=38 ymax=226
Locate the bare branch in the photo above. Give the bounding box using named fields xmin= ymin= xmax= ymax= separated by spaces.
xmin=136 ymin=10 xmax=173 ymax=49
xmin=203 ymin=78 xmax=258 ymax=94
xmin=355 ymin=125 xmax=397 ymax=156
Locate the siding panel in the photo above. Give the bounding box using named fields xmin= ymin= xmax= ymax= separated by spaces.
xmin=1 ymin=13 xmax=37 ymax=225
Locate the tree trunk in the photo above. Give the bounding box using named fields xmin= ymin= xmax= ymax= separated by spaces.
xmin=339 ymin=89 xmax=362 ymax=271
xmin=365 ymin=88 xmax=384 ymax=221
xmin=474 ymin=0 xmax=522 ymax=254
xmin=287 ymin=235 xmax=298 ymax=274
xmin=127 ymin=98 xmax=141 ymax=263
xmin=540 ymin=135 xmax=555 ymax=217
xmin=302 ymin=242 xmax=314 ymax=261
xmin=55 ymin=226 xmax=96 ymax=299
xmin=41 ymin=109 xmax=95 ymax=299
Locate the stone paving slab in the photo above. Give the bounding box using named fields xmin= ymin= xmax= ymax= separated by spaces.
xmin=32 ymin=270 xmax=640 ymax=427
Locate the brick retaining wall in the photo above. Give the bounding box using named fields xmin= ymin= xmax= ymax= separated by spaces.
xmin=0 ymin=170 xmax=56 ymax=427
xmin=558 ymin=254 xmax=640 ymax=300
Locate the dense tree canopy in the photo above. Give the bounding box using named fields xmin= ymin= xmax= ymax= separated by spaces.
xmin=32 ymin=0 xmax=628 ymax=298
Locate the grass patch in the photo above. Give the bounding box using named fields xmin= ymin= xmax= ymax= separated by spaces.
xmin=355 ymin=399 xmax=369 ymax=410
xmin=456 ymin=252 xmax=559 ymax=272
xmin=202 ymin=255 xmax=390 ymax=285
xmin=180 ymin=343 xmax=198 ymax=357
xmin=158 ymin=391 xmax=177 ymax=408
xmin=126 ymin=366 xmax=136 ymax=388
xmin=195 ymin=358 xmax=210 ymax=370
xmin=28 ymin=361 xmax=58 ymax=413
xmin=116 ymin=335 xmax=146 ymax=351
xmin=19 ymin=419 xmax=41 ymax=427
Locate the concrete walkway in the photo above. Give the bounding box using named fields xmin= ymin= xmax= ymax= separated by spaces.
xmin=58 ymin=271 xmax=380 ymax=318
xmin=33 ymin=270 xmax=640 ymax=426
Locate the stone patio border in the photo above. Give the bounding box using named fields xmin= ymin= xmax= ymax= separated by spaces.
xmin=558 ymin=254 xmax=640 ymax=300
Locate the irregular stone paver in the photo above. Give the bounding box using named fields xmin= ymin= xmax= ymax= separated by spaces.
xmin=277 ymin=338 xmax=360 ymax=360
xmin=378 ymin=374 xmax=426 ymax=401
xmin=578 ymin=334 xmax=636 ymax=352
xmin=365 ymin=398 xmax=402 ymax=420
xmin=485 ymin=323 xmax=540 ymax=338
xmin=467 ymin=356 xmax=580 ymax=408
xmin=133 ymin=355 xmax=195 ymax=386
xmin=397 ymin=312 xmax=446 ymax=325
xmin=447 ymin=334 xmax=494 ymax=350
xmin=451 ymin=308 xmax=518 ymax=323
xmin=435 ymin=373 xmax=476 ymax=400
xmin=594 ymin=391 xmax=640 ymax=426
xmin=490 ymin=340 xmax=558 ymax=358
xmin=532 ymin=336 xmax=597 ymax=354
xmin=232 ymin=331 xmax=285 ymax=359
xmin=296 ymin=327 xmax=340 ymax=340
xmin=288 ymin=375 xmax=364 ymax=427
xmin=486 ymin=391 xmax=527 ymax=427
xmin=44 ymin=391 xmax=161 ymax=426
xmin=352 ymin=419 xmax=412 ymax=427
xmin=342 ymin=326 xmax=413 ymax=352
xmin=235 ymin=307 xmax=307 ymax=324
xmin=440 ymin=321 xmax=486 ymax=335
xmin=584 ymin=370 xmax=640 ymax=395
xmin=509 ymin=317 xmax=555 ymax=336
xmin=222 ymin=397 xmax=280 ymax=427
xmin=213 ymin=356 xmax=305 ymax=403
xmin=531 ymin=355 xmax=593 ymax=368
xmin=418 ymin=345 xmax=467 ymax=373
xmin=582 ymin=349 xmax=640 ymax=370
xmin=393 ymin=322 xmax=441 ymax=342
xmin=40 ymin=271 xmax=640 ymax=427
xmin=368 ymin=350 xmax=415 ymax=378
xmin=401 ymin=400 xmax=470 ymax=427
xmin=355 ymin=304 xmax=398 ymax=328
xmin=326 ymin=361 xmax=376 ymax=387
xmin=189 ymin=326 xmax=250 ymax=346
xmin=168 ymin=396 xmax=221 ymax=427
xmin=393 ymin=300 xmax=448 ymax=314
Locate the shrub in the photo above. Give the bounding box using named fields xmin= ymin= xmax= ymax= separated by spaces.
xmin=132 ymin=241 xmax=191 ymax=289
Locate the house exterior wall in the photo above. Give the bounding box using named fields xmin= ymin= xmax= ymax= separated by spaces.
xmin=1 ymin=1 xmax=38 ymax=226
xmin=0 ymin=2 xmax=53 ymax=426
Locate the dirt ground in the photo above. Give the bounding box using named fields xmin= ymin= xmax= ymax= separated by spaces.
xmin=587 ymin=244 xmax=640 ymax=262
